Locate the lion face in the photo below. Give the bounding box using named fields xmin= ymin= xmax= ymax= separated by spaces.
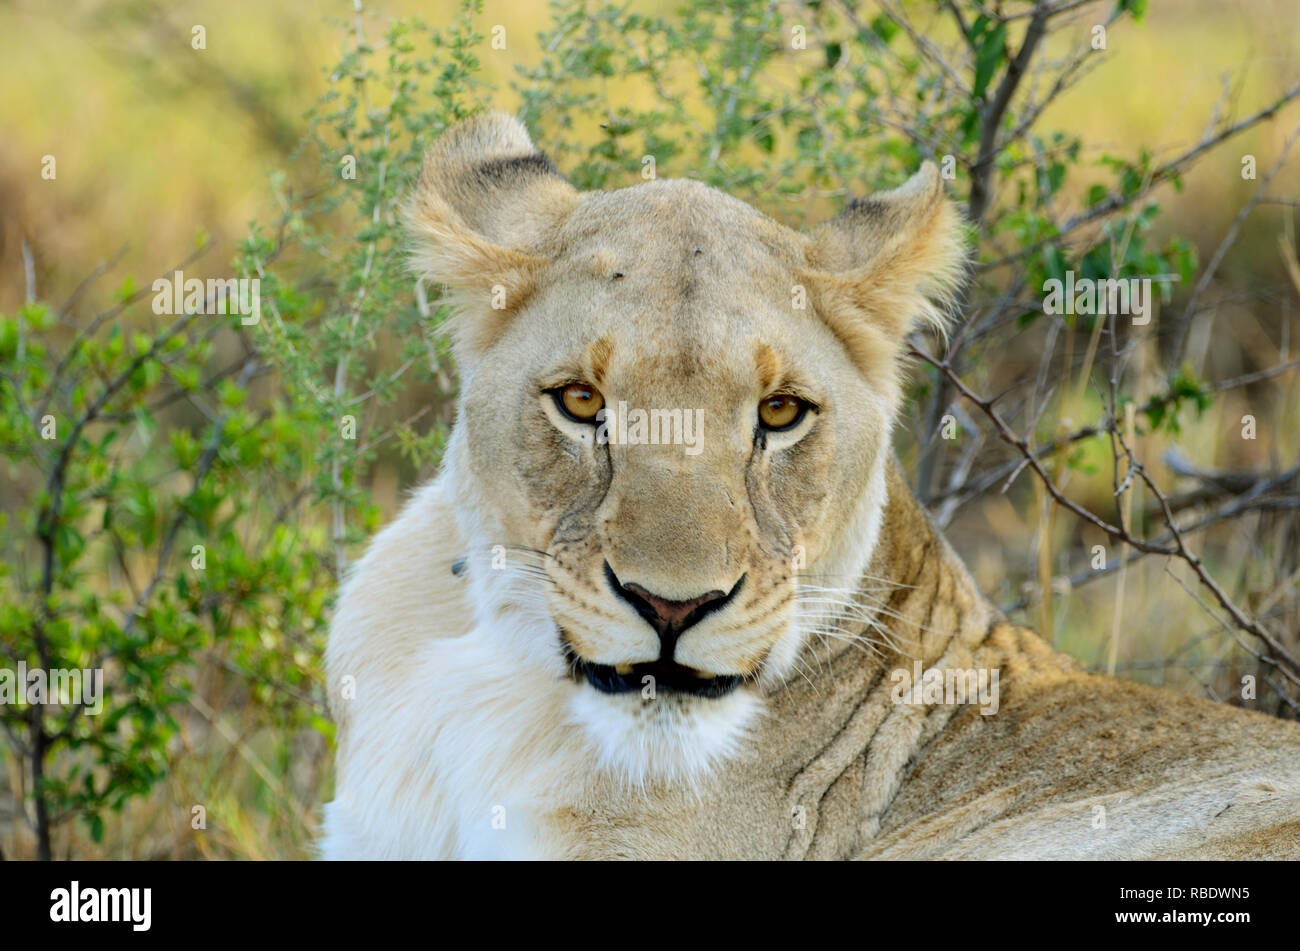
xmin=409 ymin=114 xmax=964 ymax=782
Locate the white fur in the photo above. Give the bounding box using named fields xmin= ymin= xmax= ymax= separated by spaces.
xmin=567 ymin=683 xmax=764 ymax=791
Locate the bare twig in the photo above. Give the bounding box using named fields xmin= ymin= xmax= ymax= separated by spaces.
xmin=914 ymin=346 xmax=1300 ymax=680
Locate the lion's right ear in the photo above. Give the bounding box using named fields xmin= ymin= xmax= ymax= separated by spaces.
xmin=801 ymin=163 xmax=967 ymax=389
xmin=405 ymin=112 xmax=578 ymax=355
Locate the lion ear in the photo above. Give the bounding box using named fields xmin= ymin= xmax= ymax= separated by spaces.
xmin=802 ymin=162 xmax=967 ymax=376
xmin=405 ymin=112 xmax=578 ymax=355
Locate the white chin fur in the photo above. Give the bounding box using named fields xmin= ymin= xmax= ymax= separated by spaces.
xmin=567 ymin=686 xmax=764 ymax=790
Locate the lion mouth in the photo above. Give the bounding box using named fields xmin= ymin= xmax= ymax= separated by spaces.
xmin=571 ymin=656 xmax=743 ymax=699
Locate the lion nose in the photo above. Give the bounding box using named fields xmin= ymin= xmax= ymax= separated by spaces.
xmin=604 ymin=562 xmax=743 ymax=658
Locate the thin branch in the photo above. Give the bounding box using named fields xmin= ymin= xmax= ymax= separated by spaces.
xmin=914 ymin=346 xmax=1300 ymax=680
xmin=968 ymin=1 xmax=1052 ymax=225
xmin=978 ymin=82 xmax=1300 ymax=273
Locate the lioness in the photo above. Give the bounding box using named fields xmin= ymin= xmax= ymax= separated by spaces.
xmin=320 ymin=113 xmax=1300 ymax=859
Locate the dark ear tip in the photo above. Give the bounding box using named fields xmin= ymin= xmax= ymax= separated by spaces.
xmin=474 ymin=151 xmax=562 ymax=183
xmin=844 ymin=195 xmax=887 ymax=217
xmin=421 ymin=112 xmax=537 ymax=177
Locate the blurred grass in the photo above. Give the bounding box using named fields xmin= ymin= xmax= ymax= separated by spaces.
xmin=1 ymin=0 xmax=1298 ymax=858
xmin=5 ymin=0 xmax=1295 ymax=309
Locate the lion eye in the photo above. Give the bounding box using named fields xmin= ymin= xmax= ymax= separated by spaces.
xmin=758 ymin=394 xmax=807 ymax=431
xmin=554 ymin=382 xmax=605 ymax=422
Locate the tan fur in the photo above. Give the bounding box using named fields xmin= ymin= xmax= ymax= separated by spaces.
xmin=322 ymin=113 xmax=1300 ymax=860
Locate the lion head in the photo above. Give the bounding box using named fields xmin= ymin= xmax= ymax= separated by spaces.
xmin=408 ymin=113 xmax=965 ymax=783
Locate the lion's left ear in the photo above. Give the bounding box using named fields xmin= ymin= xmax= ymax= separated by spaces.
xmin=802 ymin=162 xmax=967 ymax=377
xmin=405 ymin=112 xmax=579 ymax=358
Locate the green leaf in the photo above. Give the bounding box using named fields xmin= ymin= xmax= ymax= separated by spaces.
xmin=869 ymin=13 xmax=898 ymax=44
xmin=972 ymin=23 xmax=1007 ymax=100
xmin=1116 ymin=0 xmax=1149 ymax=22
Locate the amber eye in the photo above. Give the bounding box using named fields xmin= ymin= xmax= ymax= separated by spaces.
xmin=758 ymin=394 xmax=808 ymax=431
xmin=554 ymin=382 xmax=605 ymax=423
